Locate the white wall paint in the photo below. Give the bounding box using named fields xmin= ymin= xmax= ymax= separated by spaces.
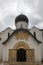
xmin=29 ymin=26 xmax=42 ymax=42
xmin=0 ymin=27 xmax=14 ymax=60
xmin=2 ymin=34 xmax=41 ymax=62
xmin=16 ymin=21 xmax=28 ymax=29
xmin=41 ymin=31 xmax=43 ymax=60
xmin=0 ymin=26 xmax=42 ymax=62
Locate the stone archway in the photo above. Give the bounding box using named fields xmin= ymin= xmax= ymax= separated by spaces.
xmin=9 ymin=41 xmax=34 ymax=62
xmin=13 ymin=41 xmax=30 ymax=49
xmin=13 ymin=41 xmax=30 ymax=62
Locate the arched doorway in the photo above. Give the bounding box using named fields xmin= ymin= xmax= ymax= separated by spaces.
xmin=17 ymin=48 xmax=26 ymax=62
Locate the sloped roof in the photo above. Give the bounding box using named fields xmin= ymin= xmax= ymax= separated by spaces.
xmin=40 ymin=29 xmax=43 ymax=31
xmin=0 ymin=27 xmax=13 ymax=33
xmin=2 ymin=28 xmax=41 ymax=44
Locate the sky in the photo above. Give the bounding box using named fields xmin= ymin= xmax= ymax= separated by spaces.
xmin=0 ymin=0 xmax=43 ymax=32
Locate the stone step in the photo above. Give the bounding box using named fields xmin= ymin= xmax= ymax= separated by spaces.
xmin=4 ymin=62 xmax=39 ymax=65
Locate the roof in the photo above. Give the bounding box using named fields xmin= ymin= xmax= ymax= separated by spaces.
xmin=0 ymin=27 xmax=13 ymax=33
xmin=39 ymin=29 xmax=43 ymax=31
xmin=2 ymin=28 xmax=41 ymax=44
xmin=15 ymin=14 xmax=28 ymax=24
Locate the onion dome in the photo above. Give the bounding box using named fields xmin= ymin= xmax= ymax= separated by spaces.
xmin=15 ymin=14 xmax=28 ymax=24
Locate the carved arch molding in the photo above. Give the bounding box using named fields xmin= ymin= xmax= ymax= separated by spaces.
xmin=9 ymin=41 xmax=34 ymax=62
xmin=13 ymin=41 xmax=30 ymax=49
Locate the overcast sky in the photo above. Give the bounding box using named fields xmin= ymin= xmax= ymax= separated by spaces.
xmin=0 ymin=0 xmax=43 ymax=32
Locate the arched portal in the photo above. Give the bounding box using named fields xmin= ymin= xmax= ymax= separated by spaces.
xmin=9 ymin=41 xmax=34 ymax=62
xmin=13 ymin=41 xmax=30 ymax=49
xmin=17 ymin=48 xmax=26 ymax=62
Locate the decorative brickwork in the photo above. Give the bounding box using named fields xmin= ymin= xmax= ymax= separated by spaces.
xmin=9 ymin=49 xmax=16 ymax=62
xmin=15 ymin=31 xmax=29 ymax=40
xmin=13 ymin=41 xmax=30 ymax=49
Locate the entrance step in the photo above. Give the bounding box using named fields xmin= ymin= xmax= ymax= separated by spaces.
xmin=8 ymin=62 xmax=39 ymax=65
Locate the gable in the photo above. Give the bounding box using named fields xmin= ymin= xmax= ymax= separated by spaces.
xmin=2 ymin=28 xmax=41 ymax=44
xmin=30 ymin=26 xmax=42 ymax=42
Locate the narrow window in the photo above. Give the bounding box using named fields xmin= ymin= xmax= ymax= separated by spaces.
xmin=21 ymin=24 xmax=22 ymax=28
xmin=0 ymin=38 xmax=1 ymax=40
xmin=8 ymin=33 xmax=10 ymax=38
xmin=34 ymin=32 xmax=36 ymax=38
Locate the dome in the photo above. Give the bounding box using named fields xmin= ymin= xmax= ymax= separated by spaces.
xmin=15 ymin=14 xmax=28 ymax=24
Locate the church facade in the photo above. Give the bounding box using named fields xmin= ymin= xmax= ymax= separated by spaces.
xmin=0 ymin=14 xmax=43 ymax=64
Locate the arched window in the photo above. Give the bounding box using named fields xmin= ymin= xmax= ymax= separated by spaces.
xmin=17 ymin=48 xmax=26 ymax=62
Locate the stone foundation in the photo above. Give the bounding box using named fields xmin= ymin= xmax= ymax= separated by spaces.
xmin=1 ymin=62 xmax=40 ymax=65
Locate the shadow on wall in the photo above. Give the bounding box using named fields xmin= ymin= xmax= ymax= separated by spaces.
xmin=41 ymin=59 xmax=43 ymax=63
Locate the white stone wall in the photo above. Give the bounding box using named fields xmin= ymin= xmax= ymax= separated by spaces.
xmin=2 ymin=27 xmax=14 ymax=42
xmin=0 ymin=27 xmax=14 ymax=60
xmin=16 ymin=21 xmax=28 ymax=29
xmin=41 ymin=31 xmax=43 ymax=60
xmin=0 ymin=42 xmax=3 ymax=59
xmin=29 ymin=26 xmax=42 ymax=42
xmin=2 ymin=34 xmax=41 ymax=62
xmin=0 ymin=26 xmax=42 ymax=62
